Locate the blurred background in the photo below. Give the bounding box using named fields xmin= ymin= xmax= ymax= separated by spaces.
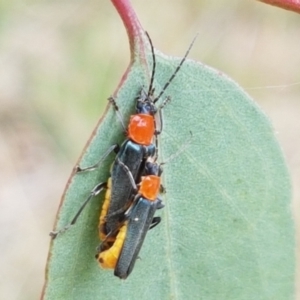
xmin=0 ymin=0 xmax=299 ymax=299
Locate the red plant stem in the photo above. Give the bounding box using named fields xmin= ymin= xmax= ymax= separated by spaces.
xmin=111 ymin=0 xmax=144 ymax=60
xmin=258 ymin=0 xmax=300 ymax=13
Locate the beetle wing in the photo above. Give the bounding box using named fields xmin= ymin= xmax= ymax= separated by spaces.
xmin=114 ymin=198 xmax=160 ymax=279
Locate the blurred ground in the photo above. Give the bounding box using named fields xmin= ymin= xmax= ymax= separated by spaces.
xmin=0 ymin=0 xmax=299 ymax=299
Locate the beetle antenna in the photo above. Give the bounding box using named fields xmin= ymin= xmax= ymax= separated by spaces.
xmin=145 ymin=31 xmax=156 ymax=97
xmin=153 ymin=34 xmax=198 ymax=103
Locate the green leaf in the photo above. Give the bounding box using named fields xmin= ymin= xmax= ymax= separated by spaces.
xmin=42 ymin=46 xmax=295 ymax=299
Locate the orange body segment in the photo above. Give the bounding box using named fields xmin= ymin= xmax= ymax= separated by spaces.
xmin=99 ymin=177 xmax=112 ymax=241
xmin=139 ymin=175 xmax=161 ymax=201
xmin=98 ymin=223 xmax=127 ymax=269
xmin=128 ymin=114 xmax=155 ymax=146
